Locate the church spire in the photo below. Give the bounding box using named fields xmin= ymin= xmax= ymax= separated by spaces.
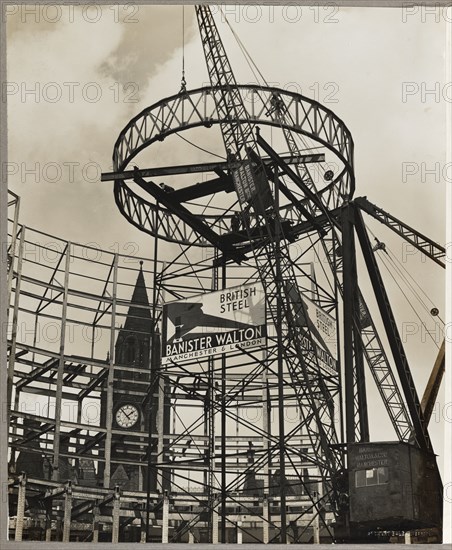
xmin=122 ymin=262 xmax=153 ymax=334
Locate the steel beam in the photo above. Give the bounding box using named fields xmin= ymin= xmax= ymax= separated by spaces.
xmin=133 ymin=169 xmax=245 ymax=262
xmin=354 ymin=206 xmax=431 ymax=451
xmin=102 ymin=153 xmax=324 ymax=182
xmin=355 ymin=196 xmax=445 ymax=268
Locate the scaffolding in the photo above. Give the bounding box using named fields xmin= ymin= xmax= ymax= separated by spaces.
xmin=7 ymin=188 xmax=341 ymax=542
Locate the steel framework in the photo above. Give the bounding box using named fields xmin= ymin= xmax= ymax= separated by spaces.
xmin=6 ymin=6 xmax=444 ymax=544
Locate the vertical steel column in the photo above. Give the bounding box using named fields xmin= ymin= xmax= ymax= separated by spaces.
xmin=14 ymin=473 xmax=26 ymax=541
xmin=237 ymin=521 xmax=243 ymax=544
xmin=188 ymin=529 xmax=195 ymax=543
xmin=55 ymin=516 xmax=63 ymax=541
xmin=7 ymin=227 xmax=25 ymax=414
xmin=9 ymin=228 xmax=25 ymax=467
xmin=146 ymin=203 xmax=160 ymax=541
xmin=315 ymin=479 xmax=324 ymax=544
xmin=157 ymin=268 xmax=166 ymax=492
xmin=45 ymin=490 xmax=52 ymax=542
xmin=140 ymin=526 xmax=146 ymax=543
xmin=112 ymin=486 xmax=120 ymax=543
xmin=208 ymin=251 xmax=219 ymax=542
xmin=206 ymin=354 xmax=215 ymax=541
xmin=62 ymin=481 xmax=72 ymax=542
xmin=76 ymin=399 xmax=83 ymax=480
xmin=103 ymin=253 xmax=119 ymax=487
xmin=313 ymin=513 xmax=320 ymax=544
xmin=262 ymin=351 xmax=270 ymax=496
xmin=341 ymin=204 xmax=357 ymax=443
xmin=52 ymin=243 xmax=71 ymax=481
xmin=162 ymin=491 xmax=169 ymax=543
xmin=6 ymin=196 xmax=20 ymax=316
xmin=157 ymin=376 xmax=165 ymax=490
xmin=274 ymin=171 xmax=287 ymax=543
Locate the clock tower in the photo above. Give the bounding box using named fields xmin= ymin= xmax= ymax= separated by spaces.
xmin=99 ymin=262 xmax=163 ymax=492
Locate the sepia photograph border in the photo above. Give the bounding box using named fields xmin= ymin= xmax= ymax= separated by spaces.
xmin=1 ymin=0 xmax=451 ymax=548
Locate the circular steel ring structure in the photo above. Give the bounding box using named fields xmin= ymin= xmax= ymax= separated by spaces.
xmin=112 ymin=85 xmax=355 ymax=246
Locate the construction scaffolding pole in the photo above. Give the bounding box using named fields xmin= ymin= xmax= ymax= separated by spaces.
xmin=103 ymin=253 xmax=119 ymax=487
xmin=52 ymin=243 xmax=71 ymax=481
xmin=112 ymin=486 xmax=120 ymax=543
xmin=62 ymin=481 xmax=73 ymax=542
xmin=14 ymin=474 xmax=26 ymax=541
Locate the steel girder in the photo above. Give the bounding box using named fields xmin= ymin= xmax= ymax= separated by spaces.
xmin=355 ymin=196 xmax=445 ymax=268
xmin=354 ymin=206 xmax=431 ymax=451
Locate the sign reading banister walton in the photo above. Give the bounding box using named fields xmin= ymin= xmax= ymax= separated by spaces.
xmin=161 ymin=282 xmax=267 ymax=364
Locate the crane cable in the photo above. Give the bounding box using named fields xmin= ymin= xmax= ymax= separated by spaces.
xmin=172 ymin=7 xmax=228 ymax=161
xmin=218 ymin=6 xmax=337 ymax=297
xmin=366 ymin=224 xmax=443 ymax=323
xmin=378 ymin=253 xmax=442 ymax=350
xmin=366 ymin=224 xmax=443 ymax=349
xmin=386 ymin=248 xmax=443 ymax=324
xmin=181 ymin=5 xmax=187 ymax=92
xmin=219 ymin=6 xmax=329 ymax=186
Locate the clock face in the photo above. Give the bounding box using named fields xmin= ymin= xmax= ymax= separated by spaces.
xmin=115 ymin=404 xmax=139 ymax=428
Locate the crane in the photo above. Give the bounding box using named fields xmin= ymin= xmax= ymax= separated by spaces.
xmin=194 ymin=5 xmax=345 ymax=542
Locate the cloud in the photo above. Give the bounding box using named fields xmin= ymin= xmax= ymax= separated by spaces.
xmin=99 ymin=6 xmax=197 ymax=97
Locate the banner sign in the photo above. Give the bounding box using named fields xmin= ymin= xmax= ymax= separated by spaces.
xmin=162 ymin=282 xmax=266 ymax=365
xmin=231 ymin=157 xmax=273 ymax=212
xmin=301 ymin=294 xmax=338 ymax=375
xmin=286 ymin=283 xmax=338 ymax=376
xmin=232 ymin=161 xmax=256 ymax=205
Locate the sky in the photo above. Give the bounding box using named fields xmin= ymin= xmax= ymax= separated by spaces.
xmin=5 ymin=3 xmax=450 ymax=490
